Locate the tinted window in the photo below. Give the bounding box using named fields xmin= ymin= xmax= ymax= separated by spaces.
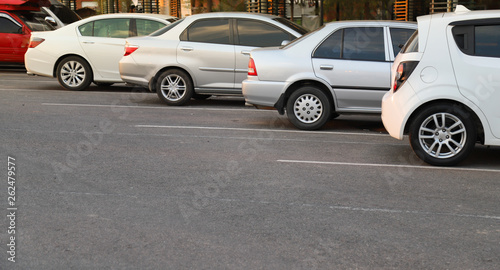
xmin=136 ymin=19 xmax=165 ymax=36
xmin=183 ymin=19 xmax=230 ymax=44
xmin=78 ymin=22 xmax=93 ymax=36
xmin=273 ymin=17 xmax=309 ymax=35
xmin=313 ymin=29 xmax=342 ymax=59
xmin=150 ymin=18 xmax=183 ymax=36
xmin=343 ymin=27 xmax=385 ymax=61
xmin=475 ymin=25 xmax=500 ymax=57
xmin=0 ymin=18 xmax=21 ymax=34
xmin=390 ymin=28 xmax=415 ymax=57
xmin=237 ymin=19 xmax=292 ymax=47
xmin=48 ymin=4 xmax=80 ymax=24
xmin=93 ymin=19 xmax=130 ymax=38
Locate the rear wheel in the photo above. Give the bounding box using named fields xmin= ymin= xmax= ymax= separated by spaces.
xmin=156 ymin=69 xmax=193 ymax=106
xmin=286 ymin=86 xmax=331 ymax=130
xmin=56 ymin=56 xmax=92 ymax=91
xmin=409 ymin=104 xmax=476 ymax=166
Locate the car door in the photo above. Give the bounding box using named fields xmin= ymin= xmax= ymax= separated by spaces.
xmin=234 ymin=18 xmax=296 ymax=90
xmin=0 ymin=14 xmax=29 ymax=64
xmin=312 ymin=26 xmax=391 ymax=112
xmin=449 ymin=23 xmax=500 ymax=138
xmin=78 ymin=18 xmax=131 ymax=80
xmin=177 ymin=18 xmax=235 ymax=91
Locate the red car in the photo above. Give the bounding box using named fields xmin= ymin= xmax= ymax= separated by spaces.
xmin=0 ymin=0 xmax=76 ymax=65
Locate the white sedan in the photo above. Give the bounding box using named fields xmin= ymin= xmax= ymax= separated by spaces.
xmin=25 ymin=13 xmax=177 ymax=90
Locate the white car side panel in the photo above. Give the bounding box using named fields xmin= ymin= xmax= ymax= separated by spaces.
xmin=79 ymin=36 xmax=126 ymax=81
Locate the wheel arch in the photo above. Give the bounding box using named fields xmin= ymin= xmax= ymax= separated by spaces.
xmin=53 ymin=54 xmax=94 ymax=79
xmin=404 ymin=99 xmax=485 ymax=144
xmin=149 ymin=66 xmax=194 ymax=93
xmin=278 ymin=80 xmax=335 ymax=113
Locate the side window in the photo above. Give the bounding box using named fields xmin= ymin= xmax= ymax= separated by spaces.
xmin=237 ymin=19 xmax=292 ymax=47
xmin=390 ymin=28 xmax=415 ymax=57
xmin=343 ymin=27 xmax=385 ymax=61
xmin=181 ymin=19 xmax=230 ymax=44
xmin=453 ymin=23 xmax=500 ymax=58
xmin=475 ymin=25 xmax=500 ymax=58
xmin=313 ymin=30 xmax=342 ymax=59
xmin=78 ymin=22 xmax=93 ymax=36
xmin=0 ymin=17 xmax=22 ymax=34
xmin=136 ymin=19 xmax=165 ymax=36
xmin=93 ymin=19 xmax=130 ymax=38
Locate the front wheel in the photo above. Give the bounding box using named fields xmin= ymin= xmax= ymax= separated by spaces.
xmin=56 ymin=56 xmax=92 ymax=91
xmin=156 ymin=69 xmax=193 ymax=106
xmin=286 ymin=86 xmax=331 ymax=130
xmin=409 ymin=104 xmax=476 ymax=166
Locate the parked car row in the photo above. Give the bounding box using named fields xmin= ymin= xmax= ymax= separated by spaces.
xmin=21 ymin=7 xmax=500 ymax=166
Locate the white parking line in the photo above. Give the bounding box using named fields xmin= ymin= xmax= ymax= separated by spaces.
xmin=135 ymin=125 xmax=388 ymax=137
xmin=42 ymin=102 xmax=254 ymax=112
xmin=277 ymin=160 xmax=500 ymax=173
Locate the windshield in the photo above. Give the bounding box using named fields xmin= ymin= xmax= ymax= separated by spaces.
xmin=402 ymin=30 xmax=418 ymax=53
xmin=150 ymin=18 xmax=184 ymax=36
xmin=281 ymin=24 xmax=324 ymax=49
xmin=11 ymin=10 xmax=56 ymax=31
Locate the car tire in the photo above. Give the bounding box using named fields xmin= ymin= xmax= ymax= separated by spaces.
xmin=156 ymin=69 xmax=193 ymax=106
xmin=56 ymin=56 xmax=92 ymax=91
xmin=286 ymin=86 xmax=331 ymax=130
xmin=409 ymin=104 xmax=476 ymax=166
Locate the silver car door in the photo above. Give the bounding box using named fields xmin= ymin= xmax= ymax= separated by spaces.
xmin=312 ymin=27 xmax=391 ymax=112
xmin=177 ymin=18 xmax=235 ymax=91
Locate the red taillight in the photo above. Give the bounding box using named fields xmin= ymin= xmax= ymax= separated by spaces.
xmin=29 ymin=37 xmax=45 ymax=48
xmin=248 ymin=58 xmax=257 ymax=76
xmin=124 ymin=45 xmax=139 ymax=56
xmin=393 ymin=61 xmax=418 ymax=92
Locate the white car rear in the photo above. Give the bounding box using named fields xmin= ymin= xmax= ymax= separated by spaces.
xmin=382 ymin=6 xmax=500 ymax=166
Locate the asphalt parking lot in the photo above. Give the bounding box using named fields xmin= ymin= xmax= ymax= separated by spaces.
xmin=1 ymin=68 xmax=499 ymax=269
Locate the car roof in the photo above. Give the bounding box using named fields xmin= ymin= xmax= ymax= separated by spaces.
xmin=324 ymin=20 xmax=417 ymax=28
xmin=76 ymin=13 xmax=177 ymax=24
xmin=185 ymin=12 xmax=284 ymax=20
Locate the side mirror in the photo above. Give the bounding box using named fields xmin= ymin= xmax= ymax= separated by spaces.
xmin=281 ymin=40 xmax=291 ymax=46
xmin=45 ymin=16 xmax=57 ymax=27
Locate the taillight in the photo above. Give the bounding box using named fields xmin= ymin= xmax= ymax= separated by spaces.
xmin=248 ymin=58 xmax=257 ymax=76
xmin=393 ymin=61 xmax=418 ymax=92
xmin=124 ymin=44 xmax=139 ymax=56
xmin=29 ymin=37 xmax=45 ymax=48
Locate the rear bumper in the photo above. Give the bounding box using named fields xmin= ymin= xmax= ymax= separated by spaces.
xmin=24 ymin=48 xmax=56 ymax=78
xmin=242 ymin=78 xmax=285 ymax=108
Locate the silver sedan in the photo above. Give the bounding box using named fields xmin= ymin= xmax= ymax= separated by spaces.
xmin=242 ymin=21 xmax=416 ymax=130
xmin=119 ymin=12 xmax=307 ymax=106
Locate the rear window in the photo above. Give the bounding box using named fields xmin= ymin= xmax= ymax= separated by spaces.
xmin=402 ymin=30 xmax=418 ymax=53
xmin=272 ymin=17 xmax=309 ymax=35
xmin=452 ymin=22 xmax=500 ymax=58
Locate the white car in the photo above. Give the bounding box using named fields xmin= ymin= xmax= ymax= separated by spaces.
xmin=382 ymin=6 xmax=500 ymax=166
xmin=25 ymin=13 xmax=177 ymax=90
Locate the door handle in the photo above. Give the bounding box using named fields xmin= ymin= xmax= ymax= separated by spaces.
xmin=241 ymin=50 xmax=251 ymax=56
xmin=82 ymin=41 xmax=94 ymax=44
xmin=320 ymin=65 xmax=333 ymax=70
xmin=180 ymin=47 xmax=193 ymax=52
